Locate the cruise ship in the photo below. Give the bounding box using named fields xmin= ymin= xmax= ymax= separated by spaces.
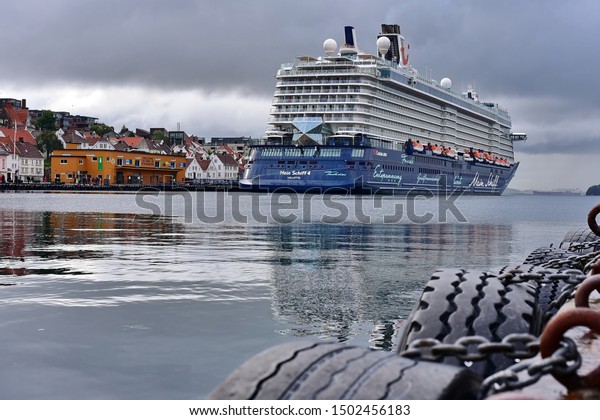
xmin=241 ymin=24 xmax=525 ymax=194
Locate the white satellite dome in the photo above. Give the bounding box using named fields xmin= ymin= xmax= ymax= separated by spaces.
xmin=323 ymin=38 xmax=337 ymax=56
xmin=441 ymin=77 xmax=452 ymax=89
xmin=377 ymin=36 xmax=391 ymax=56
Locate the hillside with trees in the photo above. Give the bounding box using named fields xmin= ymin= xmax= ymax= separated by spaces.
xmin=586 ymin=185 xmax=600 ymax=195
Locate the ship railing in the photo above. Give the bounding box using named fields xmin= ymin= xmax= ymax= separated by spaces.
xmin=279 ymin=65 xmax=512 ymax=127
xmin=276 ymin=79 xmax=511 ymax=127
xmin=281 ymin=66 xmax=379 ymax=78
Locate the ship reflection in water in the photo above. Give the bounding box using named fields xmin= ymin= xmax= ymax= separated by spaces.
xmin=0 ymin=209 xmax=513 ymax=342
xmin=265 ymin=223 xmax=513 ymax=350
xmin=0 ymin=205 xmax=517 ymax=398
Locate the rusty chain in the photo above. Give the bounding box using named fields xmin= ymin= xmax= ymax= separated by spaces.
xmin=400 ymin=208 xmax=600 ymax=398
xmin=400 ymin=256 xmax=595 ymax=397
xmin=400 ymin=333 xmax=540 ymax=362
xmin=400 ymin=332 xmax=583 ymax=398
xmin=480 ymin=336 xmax=581 ymax=397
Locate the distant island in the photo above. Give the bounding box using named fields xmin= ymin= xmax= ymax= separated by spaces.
xmin=587 ymin=185 xmax=600 ymax=196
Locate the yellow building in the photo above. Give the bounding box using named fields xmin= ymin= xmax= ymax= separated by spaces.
xmin=51 ymin=149 xmax=187 ymax=185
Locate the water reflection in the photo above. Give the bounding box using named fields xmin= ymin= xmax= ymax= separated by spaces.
xmin=264 ymin=223 xmax=514 ymax=349
xmin=0 ymin=194 xmax=589 ymax=398
xmin=0 ymin=209 xmax=182 ymax=277
xmin=0 ymin=208 xmax=515 ymax=347
xmin=0 ymin=208 xmax=515 ymax=349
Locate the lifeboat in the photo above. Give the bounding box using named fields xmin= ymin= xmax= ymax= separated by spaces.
xmin=464 ymin=149 xmax=474 ymax=162
xmin=444 ymin=147 xmax=457 ymax=159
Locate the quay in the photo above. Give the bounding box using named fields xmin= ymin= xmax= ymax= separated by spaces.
xmin=0 ymin=182 xmax=242 ymax=193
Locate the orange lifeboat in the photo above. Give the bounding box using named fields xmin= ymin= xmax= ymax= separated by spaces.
xmin=413 ymin=140 xmax=424 ymax=153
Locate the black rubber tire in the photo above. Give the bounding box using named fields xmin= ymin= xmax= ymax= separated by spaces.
xmin=398 ymin=268 xmax=539 ymax=377
xmin=559 ymin=227 xmax=600 ymax=252
xmin=523 ymin=247 xmax=578 ymax=267
xmin=208 ymin=341 xmax=481 ymax=400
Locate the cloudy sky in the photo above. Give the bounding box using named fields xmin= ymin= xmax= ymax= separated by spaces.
xmin=2 ymin=0 xmax=599 ymax=190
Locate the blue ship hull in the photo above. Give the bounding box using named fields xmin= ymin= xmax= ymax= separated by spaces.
xmin=241 ymin=145 xmax=518 ymax=195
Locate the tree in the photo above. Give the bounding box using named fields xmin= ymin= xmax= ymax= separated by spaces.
xmin=586 ymin=185 xmax=600 ymax=196
xmin=151 ymin=130 xmax=165 ymax=141
xmin=36 ymin=131 xmax=63 ymax=159
xmin=90 ymin=123 xmax=114 ymax=137
xmin=35 ymin=110 xmax=57 ymax=131
xmin=34 ymin=110 xmax=61 ymax=159
xmin=119 ymin=125 xmax=130 ymax=135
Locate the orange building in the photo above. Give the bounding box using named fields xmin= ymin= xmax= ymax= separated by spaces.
xmin=51 ymin=149 xmax=187 ymax=185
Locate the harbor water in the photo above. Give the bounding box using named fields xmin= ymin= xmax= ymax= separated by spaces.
xmin=0 ymin=191 xmax=597 ymax=399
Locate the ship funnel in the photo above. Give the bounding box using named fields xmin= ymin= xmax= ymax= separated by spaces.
xmin=340 ymin=26 xmax=359 ymax=55
xmin=378 ymin=24 xmax=409 ymax=66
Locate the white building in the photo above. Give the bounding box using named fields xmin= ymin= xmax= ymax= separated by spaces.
xmin=185 ymin=155 xmax=213 ymax=180
xmin=211 ymin=153 xmax=240 ymax=180
xmin=15 ymin=141 xmax=44 ymax=182
xmin=0 ymin=146 xmax=9 ymax=182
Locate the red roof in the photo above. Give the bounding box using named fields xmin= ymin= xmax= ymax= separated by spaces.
xmin=120 ymin=136 xmax=144 ymax=148
xmin=198 ymin=160 xmax=211 ymax=171
xmin=217 ymin=145 xmax=235 ymax=154
xmin=0 ymin=138 xmax=43 ymax=157
xmin=84 ymin=132 xmax=100 ymax=141
xmin=0 ymin=127 xmax=36 ymax=144
xmin=3 ymin=103 xmax=29 ymax=128
xmin=216 ymin=153 xmax=239 ymax=167
xmin=0 ymin=138 xmax=14 ymax=153
xmin=16 ymin=141 xmax=43 ymax=159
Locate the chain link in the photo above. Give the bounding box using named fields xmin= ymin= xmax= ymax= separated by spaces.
xmin=401 ymin=238 xmax=599 ymax=398
xmin=541 ymin=243 xmax=600 ymax=271
xmin=480 ymin=337 xmax=582 ymax=398
xmin=400 ymin=333 xmax=540 ymax=362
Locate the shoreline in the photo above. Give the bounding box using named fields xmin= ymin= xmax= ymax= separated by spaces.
xmin=0 ymin=183 xmax=242 ymax=193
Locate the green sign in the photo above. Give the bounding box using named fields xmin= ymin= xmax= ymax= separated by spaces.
xmin=98 ymin=156 xmax=103 ymax=171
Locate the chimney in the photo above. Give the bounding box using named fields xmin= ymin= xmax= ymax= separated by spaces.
xmin=21 ymin=99 xmax=27 ymax=109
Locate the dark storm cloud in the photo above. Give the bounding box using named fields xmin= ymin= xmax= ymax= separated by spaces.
xmin=3 ymin=0 xmax=386 ymax=93
xmin=4 ymin=0 xmax=597 ymax=97
xmin=3 ymin=0 xmax=600 ymax=151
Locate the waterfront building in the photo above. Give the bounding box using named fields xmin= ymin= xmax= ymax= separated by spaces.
xmin=0 ymin=128 xmax=44 ymax=182
xmin=51 ymin=149 xmax=187 ymax=185
xmin=185 ymin=154 xmax=210 ymax=180
xmin=15 ymin=141 xmax=44 ymax=182
xmin=212 ymin=153 xmax=240 ymax=181
xmin=0 ymin=146 xmax=8 ymax=182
